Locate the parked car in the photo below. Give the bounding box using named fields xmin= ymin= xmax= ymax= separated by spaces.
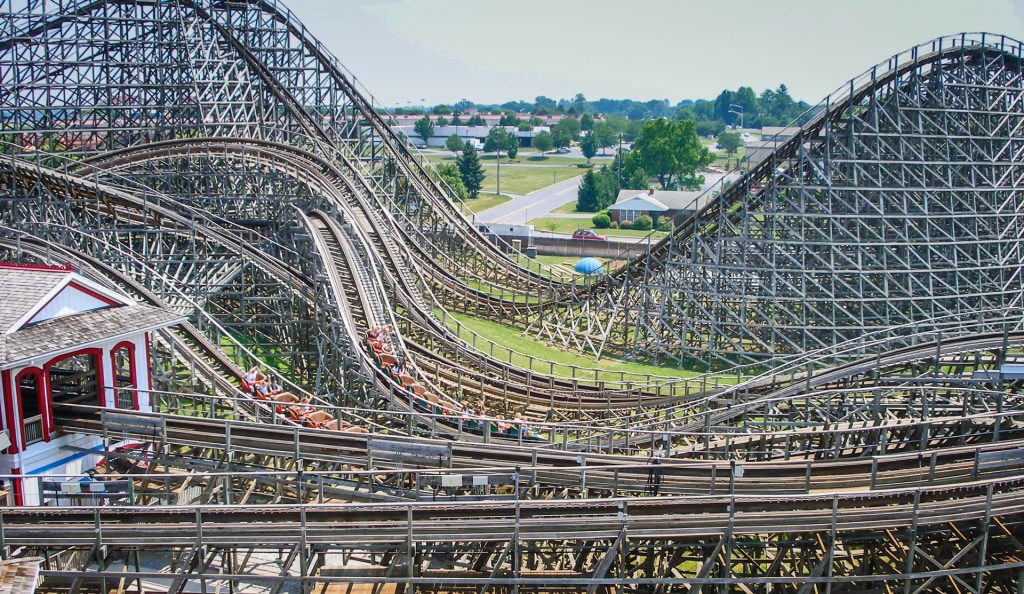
xmin=572 ymin=229 xmax=607 ymax=241
xmin=555 ymin=147 xmax=571 ymax=154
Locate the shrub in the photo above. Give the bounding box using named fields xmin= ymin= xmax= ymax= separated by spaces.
xmin=657 ymin=218 xmax=674 ymax=232
xmin=620 ymin=220 xmax=633 ymax=230
xmin=591 ymin=213 xmax=611 ymax=229
xmin=633 ymin=215 xmax=653 ymax=231
xmin=576 ymin=163 xmax=594 ymax=169
xmin=609 ymin=221 xmax=619 ymax=229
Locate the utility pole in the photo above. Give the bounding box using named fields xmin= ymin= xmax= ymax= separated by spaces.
xmin=496 ymin=145 xmax=501 ymax=196
xmin=617 ymin=132 xmax=623 ymax=185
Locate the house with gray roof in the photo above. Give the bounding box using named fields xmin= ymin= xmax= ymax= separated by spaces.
xmin=610 ymin=188 xmax=712 ymax=225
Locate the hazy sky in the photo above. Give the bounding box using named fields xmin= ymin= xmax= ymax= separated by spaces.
xmin=287 ymin=0 xmax=1024 ymax=107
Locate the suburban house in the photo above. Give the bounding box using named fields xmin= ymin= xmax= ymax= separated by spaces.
xmin=0 ymin=262 xmax=183 ymax=505
xmin=609 ymin=172 xmax=741 ymax=224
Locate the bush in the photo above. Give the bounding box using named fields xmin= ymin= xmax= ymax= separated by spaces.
xmin=633 ymin=215 xmax=653 ymax=231
xmin=576 ymin=163 xmax=594 ymax=169
xmin=620 ymin=220 xmax=633 ymax=230
xmin=657 ymin=218 xmax=674 ymax=232
xmin=609 ymin=221 xmax=619 ymax=229
xmin=591 ymin=213 xmax=611 ymax=229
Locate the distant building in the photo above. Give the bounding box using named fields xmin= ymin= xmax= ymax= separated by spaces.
xmin=747 ymin=126 xmax=799 ymax=164
xmin=388 ymin=112 xmax=584 ymax=128
xmin=394 ymin=124 xmax=551 ymax=149
xmin=760 ymin=126 xmax=796 ymax=142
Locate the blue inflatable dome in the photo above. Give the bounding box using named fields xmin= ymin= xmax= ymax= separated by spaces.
xmin=575 ymin=257 xmax=605 ymax=275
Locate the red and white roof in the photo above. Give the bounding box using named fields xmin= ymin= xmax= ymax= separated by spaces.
xmin=0 ymin=263 xmax=130 ymax=334
xmin=0 ymin=262 xmax=184 ymax=370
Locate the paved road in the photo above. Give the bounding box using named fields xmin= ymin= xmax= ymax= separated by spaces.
xmin=476 ymin=175 xmax=583 ymax=224
xmin=532 ymin=230 xmax=650 ymax=244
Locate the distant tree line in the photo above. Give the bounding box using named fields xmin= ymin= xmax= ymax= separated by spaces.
xmin=387 ymin=85 xmax=815 ymax=138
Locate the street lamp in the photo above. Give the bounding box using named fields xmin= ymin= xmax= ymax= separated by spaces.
xmin=728 ymin=103 xmax=744 ymax=130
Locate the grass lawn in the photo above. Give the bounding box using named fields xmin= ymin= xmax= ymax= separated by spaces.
xmin=512 ymin=254 xmax=582 ymax=281
xmin=446 ymin=312 xmax=702 ymax=380
xmin=458 ymin=194 xmax=512 ymax=216
xmin=552 ymin=200 xmax=584 ymax=214
xmin=481 ymin=166 xmax=582 ymax=195
xmin=530 ymin=254 xmax=594 ymax=268
xmin=528 ymin=216 xmax=668 ymax=239
xmin=520 ymin=155 xmax=611 ymax=166
xmin=425 ymin=153 xmax=460 ymax=164
xmin=424 ymin=154 xmax=586 ymax=194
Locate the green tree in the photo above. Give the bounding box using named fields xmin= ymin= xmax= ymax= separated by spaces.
xmin=436 ymin=162 xmax=469 ymax=202
xmin=533 ymin=131 xmax=554 ymax=154
xmin=484 ymin=127 xmax=512 ymax=155
xmin=593 ymin=166 xmax=621 ymax=210
xmin=553 ymin=117 xmax=582 ymax=142
xmin=591 ymin=212 xmax=611 ymax=228
xmin=499 ymin=112 xmax=521 ymax=126
xmin=576 ymin=170 xmax=600 ymax=212
xmin=615 ymin=151 xmax=650 ymax=190
xmin=716 ymin=131 xmax=743 ymax=156
xmin=457 ymin=144 xmax=486 ymax=198
xmin=435 ymin=116 xmax=450 ymax=126
xmin=580 ymin=113 xmax=594 ymax=131
xmin=632 ymin=118 xmax=713 ymax=189
xmin=592 ymin=122 xmax=617 ymax=154
xmin=467 ymin=114 xmax=486 ymax=126
xmin=413 ymin=116 xmax=434 ymax=145
xmin=431 ymin=104 xmax=452 ymax=115
xmin=534 ymin=95 xmax=557 ymax=110
xmin=581 ymin=132 xmax=598 ymax=163
xmin=573 ymin=92 xmax=588 ymax=112
xmin=506 ymin=134 xmax=519 ymax=159
xmin=732 ymin=86 xmax=758 ymax=127
xmin=451 ymin=114 xmax=463 ymax=126
xmin=445 ymin=134 xmax=465 ymax=155
xmin=552 ymin=127 xmax=573 ymax=149
xmin=696 ymin=119 xmax=725 ymax=137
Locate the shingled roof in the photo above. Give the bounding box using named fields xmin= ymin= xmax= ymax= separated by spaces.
xmin=0 ymin=557 xmax=41 ymax=594
xmin=0 ymin=304 xmax=184 ymax=369
xmin=0 ymin=266 xmax=68 ymax=333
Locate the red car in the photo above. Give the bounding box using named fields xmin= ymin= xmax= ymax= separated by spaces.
xmin=572 ymin=229 xmax=607 ymax=241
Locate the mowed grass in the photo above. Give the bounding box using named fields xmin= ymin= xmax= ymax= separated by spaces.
xmin=552 ymin=200 xmax=584 ymax=214
xmin=521 ymin=155 xmax=612 ymax=166
xmin=528 ymin=216 xmax=668 ymax=239
xmin=458 ymin=194 xmax=512 ymax=216
xmin=481 ymin=166 xmax=582 ymax=195
xmin=514 ymin=254 xmax=590 ymax=278
xmin=423 ymin=152 xmax=585 ymax=194
xmin=446 ymin=312 xmax=702 ymax=380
